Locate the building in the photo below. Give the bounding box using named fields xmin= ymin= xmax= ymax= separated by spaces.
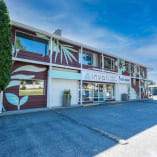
xmin=1 ymin=21 xmax=151 ymax=112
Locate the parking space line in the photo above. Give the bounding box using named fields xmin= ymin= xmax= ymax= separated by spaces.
xmin=52 ymin=109 xmax=128 ymax=145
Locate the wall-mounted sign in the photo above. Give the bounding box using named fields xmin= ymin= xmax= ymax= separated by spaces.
xmin=118 ymin=75 xmax=131 ymax=84
xmin=82 ymin=70 xmax=131 ymax=84
xmin=82 ymin=70 xmax=118 ymax=83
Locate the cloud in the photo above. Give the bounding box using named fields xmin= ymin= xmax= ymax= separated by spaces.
xmin=4 ymin=0 xmax=157 ymax=83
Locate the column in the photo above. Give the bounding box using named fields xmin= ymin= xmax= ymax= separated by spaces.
xmin=80 ymin=46 xmax=83 ymax=105
xmin=47 ymin=36 xmax=53 ymax=108
xmin=0 ymin=91 xmax=3 ymax=113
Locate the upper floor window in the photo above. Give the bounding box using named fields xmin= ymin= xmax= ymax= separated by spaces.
xmin=125 ymin=63 xmax=131 ymax=73
xmin=15 ymin=32 xmax=49 ymax=55
xmin=82 ymin=51 xmax=98 ymax=66
xmin=131 ymin=64 xmax=134 ymax=73
xmin=103 ymin=56 xmax=114 ymax=70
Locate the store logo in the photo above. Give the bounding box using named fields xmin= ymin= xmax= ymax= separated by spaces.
xmin=85 ymin=73 xmax=90 ymax=80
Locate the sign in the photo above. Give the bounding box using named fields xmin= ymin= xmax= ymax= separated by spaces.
xmin=82 ymin=70 xmax=131 ymax=84
xmin=82 ymin=70 xmax=118 ymax=83
xmin=118 ymin=75 xmax=131 ymax=84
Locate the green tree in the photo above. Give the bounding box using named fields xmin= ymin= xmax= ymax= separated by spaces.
xmin=0 ymin=0 xmax=12 ymax=112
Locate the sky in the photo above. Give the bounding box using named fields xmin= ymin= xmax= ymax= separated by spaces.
xmin=5 ymin=0 xmax=157 ymax=83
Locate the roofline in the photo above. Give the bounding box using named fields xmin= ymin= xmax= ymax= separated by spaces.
xmin=11 ymin=20 xmax=152 ymax=69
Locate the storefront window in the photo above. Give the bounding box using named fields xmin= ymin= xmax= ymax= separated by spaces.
xmin=82 ymin=83 xmax=115 ymax=102
xmin=19 ymin=80 xmax=45 ymax=95
xmin=16 ymin=32 xmax=49 ymax=55
xmin=82 ymin=83 xmax=94 ymax=102
xmin=105 ymin=84 xmax=114 ymax=99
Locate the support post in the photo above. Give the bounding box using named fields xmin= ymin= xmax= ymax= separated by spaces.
xmin=47 ymin=36 xmax=53 ymax=108
xmin=0 ymin=91 xmax=3 ymax=113
xmin=80 ymin=46 xmax=83 ymax=105
xmin=101 ymin=52 xmax=104 ymax=71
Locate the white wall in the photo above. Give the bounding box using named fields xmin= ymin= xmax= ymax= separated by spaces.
xmin=115 ymin=84 xmax=128 ymax=101
xmin=50 ymin=79 xmax=79 ymax=107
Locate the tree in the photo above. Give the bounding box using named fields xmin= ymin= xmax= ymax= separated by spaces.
xmin=0 ymin=0 xmax=12 ymax=112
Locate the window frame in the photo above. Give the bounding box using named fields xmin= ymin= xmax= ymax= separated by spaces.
xmin=15 ymin=30 xmax=49 ymax=56
xmin=19 ymin=79 xmax=45 ymax=96
xmin=103 ymin=56 xmax=115 ymax=70
xmin=82 ymin=51 xmax=98 ymax=67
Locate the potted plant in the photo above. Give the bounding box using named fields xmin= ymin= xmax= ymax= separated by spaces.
xmin=63 ymin=90 xmax=71 ymax=107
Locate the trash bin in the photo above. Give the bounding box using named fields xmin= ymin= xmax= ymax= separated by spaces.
xmin=121 ymin=93 xmax=128 ymax=101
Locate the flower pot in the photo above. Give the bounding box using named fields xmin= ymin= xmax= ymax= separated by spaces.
xmin=63 ymin=94 xmax=71 ymax=107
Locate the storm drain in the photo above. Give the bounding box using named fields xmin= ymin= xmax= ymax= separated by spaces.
xmin=52 ymin=109 xmax=128 ymax=145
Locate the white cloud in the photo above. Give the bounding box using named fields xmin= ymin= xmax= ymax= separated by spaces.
xmin=5 ymin=0 xmax=157 ymax=83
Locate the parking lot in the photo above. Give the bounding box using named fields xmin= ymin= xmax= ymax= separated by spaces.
xmin=1 ymin=100 xmax=157 ymax=157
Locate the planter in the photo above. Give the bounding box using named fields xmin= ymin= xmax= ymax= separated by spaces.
xmin=63 ymin=94 xmax=71 ymax=107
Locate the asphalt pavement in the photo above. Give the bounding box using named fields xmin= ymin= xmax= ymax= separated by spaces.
xmin=0 ymin=100 xmax=157 ymax=157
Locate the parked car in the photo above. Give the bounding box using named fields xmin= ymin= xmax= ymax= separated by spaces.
xmin=153 ymin=90 xmax=157 ymax=95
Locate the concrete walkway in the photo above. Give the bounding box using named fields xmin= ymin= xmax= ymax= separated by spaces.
xmin=96 ymin=125 xmax=157 ymax=157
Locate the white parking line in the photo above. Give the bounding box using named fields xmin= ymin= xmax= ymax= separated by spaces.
xmin=136 ymin=109 xmax=145 ymax=112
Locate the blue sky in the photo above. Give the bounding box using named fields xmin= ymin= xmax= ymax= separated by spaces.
xmin=5 ymin=0 xmax=157 ymax=83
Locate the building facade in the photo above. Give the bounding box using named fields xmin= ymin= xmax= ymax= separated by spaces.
xmin=1 ymin=21 xmax=150 ymax=112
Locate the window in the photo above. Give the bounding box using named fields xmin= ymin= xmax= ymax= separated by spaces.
xmin=131 ymin=64 xmax=134 ymax=73
xmin=126 ymin=63 xmax=130 ymax=73
xmin=103 ymin=56 xmax=114 ymax=70
xmin=82 ymin=83 xmax=94 ymax=102
xmin=19 ymin=80 xmax=45 ymax=95
xmin=15 ymin=32 xmax=49 ymax=55
xmin=82 ymin=51 xmax=98 ymax=66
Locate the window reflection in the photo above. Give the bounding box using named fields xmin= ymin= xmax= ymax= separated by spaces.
xmin=19 ymin=80 xmax=45 ymax=95
xmin=104 ymin=56 xmax=114 ymax=70
xmin=82 ymin=82 xmax=114 ymax=102
xmin=82 ymin=51 xmax=98 ymax=66
xmin=16 ymin=32 xmax=49 ymax=55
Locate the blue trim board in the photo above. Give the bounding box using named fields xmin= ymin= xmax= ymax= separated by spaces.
xmin=51 ymin=70 xmax=81 ymax=80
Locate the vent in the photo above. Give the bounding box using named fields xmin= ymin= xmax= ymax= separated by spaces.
xmin=53 ymin=29 xmax=62 ymax=36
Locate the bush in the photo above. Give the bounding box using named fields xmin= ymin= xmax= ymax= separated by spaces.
xmin=0 ymin=0 xmax=12 ymax=92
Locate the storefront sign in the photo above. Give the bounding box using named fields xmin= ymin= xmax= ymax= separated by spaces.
xmin=82 ymin=70 xmax=131 ymax=84
xmin=82 ymin=70 xmax=119 ymax=83
xmin=118 ymin=75 xmax=131 ymax=84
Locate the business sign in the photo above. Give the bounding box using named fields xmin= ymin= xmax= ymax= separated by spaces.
xmin=82 ymin=70 xmax=131 ymax=84
xmin=82 ymin=70 xmax=118 ymax=83
xmin=118 ymin=75 xmax=131 ymax=84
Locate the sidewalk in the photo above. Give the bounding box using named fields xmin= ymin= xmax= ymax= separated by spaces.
xmin=96 ymin=125 xmax=157 ymax=157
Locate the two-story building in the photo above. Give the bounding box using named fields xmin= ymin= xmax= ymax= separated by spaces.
xmin=1 ymin=20 xmax=151 ymax=112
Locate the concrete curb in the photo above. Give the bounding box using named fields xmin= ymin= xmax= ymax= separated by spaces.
xmin=0 ymin=99 xmax=151 ymax=117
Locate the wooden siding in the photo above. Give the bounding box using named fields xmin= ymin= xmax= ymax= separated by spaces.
xmin=3 ymin=62 xmax=48 ymax=111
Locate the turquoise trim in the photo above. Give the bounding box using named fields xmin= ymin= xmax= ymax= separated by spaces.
xmin=2 ymin=104 xmax=6 ymax=112
xmin=52 ymin=70 xmax=81 ymax=80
